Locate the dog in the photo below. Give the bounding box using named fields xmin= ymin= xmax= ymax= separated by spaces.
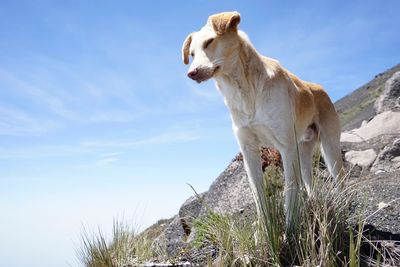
xmin=182 ymin=11 xmax=343 ymax=226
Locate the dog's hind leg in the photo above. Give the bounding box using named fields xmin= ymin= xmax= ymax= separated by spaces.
xmin=298 ymin=123 xmax=318 ymax=194
xmin=299 ymin=138 xmax=318 ymax=194
xmin=318 ymin=113 xmax=344 ymax=181
xmin=312 ymin=89 xmax=344 ymax=181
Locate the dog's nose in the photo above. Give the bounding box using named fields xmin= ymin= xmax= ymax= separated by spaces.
xmin=187 ymin=69 xmax=198 ymax=79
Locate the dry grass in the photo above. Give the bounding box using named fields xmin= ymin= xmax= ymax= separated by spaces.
xmin=76 ymin=219 xmax=153 ymax=267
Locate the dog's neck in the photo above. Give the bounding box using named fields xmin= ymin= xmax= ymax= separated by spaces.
xmin=214 ymin=34 xmax=278 ymax=115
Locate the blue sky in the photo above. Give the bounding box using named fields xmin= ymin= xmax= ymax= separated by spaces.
xmin=0 ymin=1 xmax=399 ymax=266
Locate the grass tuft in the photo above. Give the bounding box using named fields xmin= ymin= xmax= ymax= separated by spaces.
xmin=76 ymin=218 xmax=153 ymax=267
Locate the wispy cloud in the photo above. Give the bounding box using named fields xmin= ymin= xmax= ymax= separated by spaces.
xmin=0 ymin=144 xmax=90 ymax=160
xmin=81 ymin=130 xmax=202 ymax=149
xmin=0 ymin=104 xmax=62 ymax=136
xmin=0 ymin=68 xmax=77 ymax=121
xmin=96 ymin=156 xmax=119 ymax=166
xmin=0 ymin=128 xmax=203 ymax=161
xmin=95 ymin=151 xmax=124 ymax=166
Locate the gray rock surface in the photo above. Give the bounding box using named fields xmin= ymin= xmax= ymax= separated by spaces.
xmin=178 ymin=193 xmax=205 ymax=236
xmin=151 ymin=215 xmax=187 ymax=258
xmin=352 ymin=171 xmax=400 ymax=234
xmin=340 ymin=111 xmax=400 ymax=142
xmin=375 ymin=71 xmax=400 ymax=113
xmin=371 ymin=138 xmax=400 ymax=173
xmin=345 ymin=149 xmax=377 ymax=167
xmin=198 ymin=156 xmax=254 ymax=217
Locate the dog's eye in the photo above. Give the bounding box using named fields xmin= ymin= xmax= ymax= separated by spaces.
xmin=190 ymin=51 xmax=195 ymax=58
xmin=203 ymin=38 xmax=215 ymax=49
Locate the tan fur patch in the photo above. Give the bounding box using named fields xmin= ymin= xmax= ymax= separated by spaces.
xmin=182 ymin=33 xmax=193 ymax=65
xmin=208 ymin=11 xmax=240 ymax=35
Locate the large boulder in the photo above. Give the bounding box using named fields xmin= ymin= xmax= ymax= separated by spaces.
xmin=344 ymin=149 xmax=377 ymax=168
xmin=340 ymin=111 xmax=400 ymax=142
xmin=371 ymin=138 xmax=400 ymax=173
xmin=198 ymin=155 xmax=254 ymax=216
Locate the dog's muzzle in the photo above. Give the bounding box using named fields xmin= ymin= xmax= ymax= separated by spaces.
xmin=187 ymin=66 xmax=220 ymax=83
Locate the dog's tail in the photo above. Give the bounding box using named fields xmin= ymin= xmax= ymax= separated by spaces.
xmin=315 ymin=91 xmax=344 ymax=180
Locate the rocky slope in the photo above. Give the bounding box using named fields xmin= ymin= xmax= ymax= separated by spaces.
xmin=335 ymin=64 xmax=400 ymax=131
xmin=144 ymin=64 xmax=400 ymax=264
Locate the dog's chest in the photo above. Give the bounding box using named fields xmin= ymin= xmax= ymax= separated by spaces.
xmin=216 ymin=80 xmax=288 ymax=127
xmin=215 ymin=79 xmax=294 ymax=147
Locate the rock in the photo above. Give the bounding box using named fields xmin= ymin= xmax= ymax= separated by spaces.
xmin=341 ymin=132 xmax=364 ymax=142
xmin=361 ymin=120 xmax=368 ymax=127
xmin=375 ymin=71 xmax=400 ymax=113
xmin=151 ymin=215 xmax=187 ymax=259
xmin=340 ymin=111 xmax=400 ymax=142
xmin=352 ymin=171 xmax=400 ymax=234
xmin=335 ymin=64 xmax=400 ymax=131
xmin=198 ymin=156 xmax=254 ymax=216
xmin=345 ymin=149 xmax=377 ymax=167
xmin=392 ymin=156 xmax=400 ymax=168
xmin=178 ymin=193 xmax=205 ymax=237
xmin=151 ymin=193 xmax=205 ymax=259
xmin=371 ymin=138 xmax=400 ymax=172
xmin=197 ymin=148 xmax=280 ymax=218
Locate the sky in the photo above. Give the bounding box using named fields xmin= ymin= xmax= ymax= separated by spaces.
xmin=0 ymin=0 xmax=399 ymax=266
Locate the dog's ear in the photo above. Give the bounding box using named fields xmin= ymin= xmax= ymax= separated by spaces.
xmin=208 ymin=11 xmax=241 ymax=36
xmin=182 ymin=33 xmax=193 ymax=65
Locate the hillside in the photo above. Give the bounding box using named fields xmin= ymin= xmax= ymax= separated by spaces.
xmin=334 ymin=64 xmax=400 ymax=130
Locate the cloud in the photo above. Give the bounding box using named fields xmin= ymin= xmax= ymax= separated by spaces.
xmin=96 ymin=156 xmax=119 ymax=166
xmin=0 ymin=144 xmax=90 ymax=160
xmin=95 ymin=152 xmax=125 ymax=166
xmin=0 ymin=68 xmax=78 ymax=121
xmin=81 ymin=130 xmax=202 ymax=149
xmin=0 ymin=127 xmax=203 ymax=160
xmin=0 ymin=104 xmax=62 ymax=136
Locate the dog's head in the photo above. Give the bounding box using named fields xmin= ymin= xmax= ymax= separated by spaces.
xmin=182 ymin=11 xmax=241 ymax=83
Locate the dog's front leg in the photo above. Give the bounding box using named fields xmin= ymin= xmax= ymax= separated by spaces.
xmin=235 ymin=128 xmax=266 ymax=219
xmin=281 ymin=148 xmax=301 ymax=228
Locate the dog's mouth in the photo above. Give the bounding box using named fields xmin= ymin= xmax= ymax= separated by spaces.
xmin=195 ymin=66 xmax=220 ymax=83
xmin=213 ymin=65 xmax=221 ymax=75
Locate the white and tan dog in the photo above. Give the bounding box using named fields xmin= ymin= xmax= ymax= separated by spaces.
xmin=182 ymin=12 xmax=343 ymax=225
